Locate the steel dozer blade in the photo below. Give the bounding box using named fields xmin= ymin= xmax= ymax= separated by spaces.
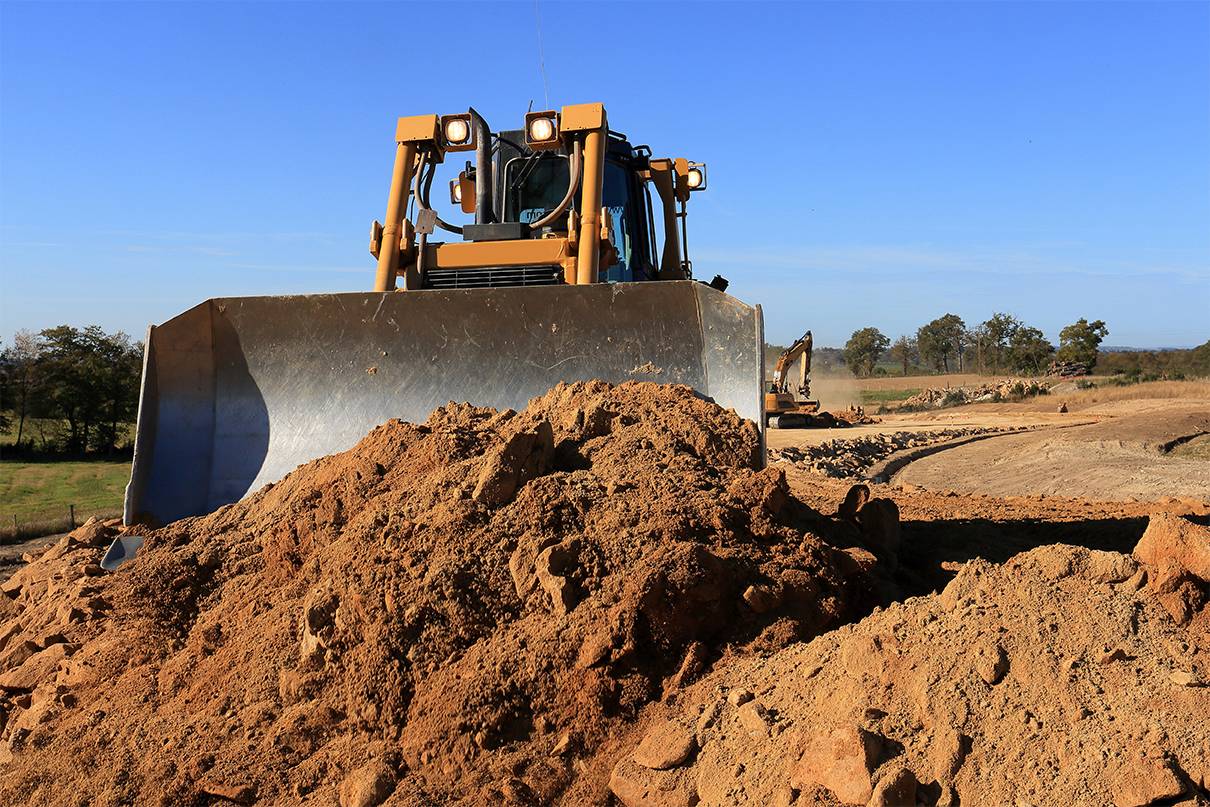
xmin=124 ymin=281 xmax=764 ymax=527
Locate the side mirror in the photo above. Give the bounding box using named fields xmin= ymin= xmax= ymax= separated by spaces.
xmin=450 ymin=171 xmax=476 ymax=214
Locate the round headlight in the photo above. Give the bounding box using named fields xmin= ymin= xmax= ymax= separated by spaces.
xmin=528 ymin=116 xmax=556 ymax=143
xmin=452 ymin=182 xmax=462 ymax=203
xmin=444 ymin=118 xmax=470 ymax=145
xmin=686 ymin=168 xmax=704 ymax=189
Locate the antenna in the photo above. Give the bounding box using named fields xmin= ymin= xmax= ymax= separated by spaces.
xmin=533 ymin=0 xmax=551 ymax=110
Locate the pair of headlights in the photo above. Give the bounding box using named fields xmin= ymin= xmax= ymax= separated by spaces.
xmin=439 ymin=111 xmax=561 ymax=152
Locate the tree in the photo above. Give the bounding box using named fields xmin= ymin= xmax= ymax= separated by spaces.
xmin=1057 ymin=318 xmax=1108 ymax=370
xmin=888 ymin=335 xmax=917 ymax=376
xmin=1006 ymin=326 xmax=1054 ymax=374
xmin=970 ymin=313 xmax=1022 ymax=373
xmin=917 ymin=314 xmax=966 ymax=373
xmin=843 ymin=327 xmax=890 ymax=378
xmin=0 ymin=330 xmax=40 ymax=446
xmin=17 ymin=326 xmax=143 ymax=453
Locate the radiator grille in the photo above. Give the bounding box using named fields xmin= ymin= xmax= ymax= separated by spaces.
xmin=423 ymin=265 xmax=563 ymax=290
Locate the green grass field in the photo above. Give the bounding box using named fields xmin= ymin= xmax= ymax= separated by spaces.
xmin=0 ymin=460 xmax=128 ymax=536
xmin=858 ymin=387 xmax=923 ymax=405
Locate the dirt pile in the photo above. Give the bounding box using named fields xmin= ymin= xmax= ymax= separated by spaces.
xmin=770 ymin=428 xmax=1016 ymax=479
xmin=608 ymin=513 xmax=1210 ymax=807
xmin=0 ymin=382 xmax=892 ymax=806
xmin=901 ymin=379 xmax=1049 ymax=410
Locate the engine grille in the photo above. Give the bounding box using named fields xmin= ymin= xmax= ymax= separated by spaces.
xmin=423 ymin=265 xmax=563 ymax=290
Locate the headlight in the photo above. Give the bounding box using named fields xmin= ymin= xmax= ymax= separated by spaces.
xmin=439 ymin=113 xmax=475 ymax=152
xmin=524 ymin=110 xmax=560 ymax=150
xmin=529 ymin=117 xmax=554 ymax=142
xmin=444 ymin=118 xmax=469 ymax=145
xmin=449 ymin=179 xmax=462 ymax=204
xmin=685 ymin=162 xmax=707 ymax=191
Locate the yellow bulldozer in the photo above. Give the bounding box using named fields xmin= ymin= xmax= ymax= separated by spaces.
xmin=119 ymin=103 xmax=765 ymax=537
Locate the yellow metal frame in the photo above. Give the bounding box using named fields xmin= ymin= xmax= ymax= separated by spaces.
xmin=371 ymin=102 xmax=699 ymax=292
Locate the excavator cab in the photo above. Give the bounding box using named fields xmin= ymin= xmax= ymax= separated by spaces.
xmin=120 ymin=104 xmax=763 ymax=536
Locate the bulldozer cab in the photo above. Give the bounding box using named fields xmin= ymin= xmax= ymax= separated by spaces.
xmin=495 ymin=132 xmax=656 ymax=283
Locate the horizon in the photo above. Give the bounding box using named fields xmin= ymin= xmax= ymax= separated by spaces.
xmin=2 ymin=1 xmax=1208 ymax=349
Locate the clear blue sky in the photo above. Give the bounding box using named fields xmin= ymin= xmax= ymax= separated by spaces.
xmin=2 ymin=1 xmax=1207 ymax=348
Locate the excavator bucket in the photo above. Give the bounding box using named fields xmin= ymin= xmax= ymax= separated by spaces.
xmin=122 ymin=281 xmax=764 ymax=528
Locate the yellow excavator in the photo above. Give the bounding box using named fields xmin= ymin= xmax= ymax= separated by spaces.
xmin=120 ymin=103 xmax=765 ymax=533
xmin=764 ymin=331 xmax=821 ymax=428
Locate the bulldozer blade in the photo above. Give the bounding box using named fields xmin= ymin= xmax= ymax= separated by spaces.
xmin=123 ymin=281 xmax=764 ymax=528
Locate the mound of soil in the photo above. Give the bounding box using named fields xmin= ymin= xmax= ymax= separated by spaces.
xmin=609 ymin=514 xmax=1210 ymax=806
xmin=0 ymin=382 xmax=890 ymax=806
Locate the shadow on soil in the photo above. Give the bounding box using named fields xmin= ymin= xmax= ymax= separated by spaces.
xmin=898 ymin=516 xmax=1151 ymax=596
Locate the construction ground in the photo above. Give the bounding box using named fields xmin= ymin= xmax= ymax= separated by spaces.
xmin=0 ymin=378 xmax=1206 ymax=806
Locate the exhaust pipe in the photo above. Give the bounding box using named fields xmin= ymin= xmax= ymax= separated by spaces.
xmin=470 ymin=107 xmax=493 ymax=224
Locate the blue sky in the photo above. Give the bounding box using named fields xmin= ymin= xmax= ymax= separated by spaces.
xmin=2 ymin=1 xmax=1207 ymax=348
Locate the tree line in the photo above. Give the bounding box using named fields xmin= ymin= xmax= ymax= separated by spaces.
xmin=841 ymin=314 xmax=1109 ymax=378
xmin=1 ymin=326 xmax=143 ymax=455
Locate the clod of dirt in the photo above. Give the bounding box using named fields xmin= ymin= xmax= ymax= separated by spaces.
xmin=609 ymin=520 xmax=1210 ymax=806
xmin=0 ymin=382 xmax=887 ymax=806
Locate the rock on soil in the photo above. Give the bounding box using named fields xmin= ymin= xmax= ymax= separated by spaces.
xmin=609 ymin=520 xmax=1210 ymax=806
xmin=0 ymin=382 xmax=896 ymax=806
xmin=770 ymin=428 xmax=1019 ymax=479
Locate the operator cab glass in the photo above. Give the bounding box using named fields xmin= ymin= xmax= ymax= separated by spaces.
xmin=504 ymin=154 xmax=570 ymax=225
xmin=496 ymin=131 xmax=657 ymax=283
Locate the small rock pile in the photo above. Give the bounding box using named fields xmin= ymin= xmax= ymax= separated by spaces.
xmin=770 ymin=428 xmax=1011 ymax=478
xmin=1048 ymin=360 xmax=1091 ymax=378
xmin=900 ymin=379 xmax=1050 ymax=410
xmin=608 ymin=512 xmax=1210 ymax=806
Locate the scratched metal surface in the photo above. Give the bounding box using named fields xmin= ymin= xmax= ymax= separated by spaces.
xmin=123 ymin=281 xmax=764 ymax=526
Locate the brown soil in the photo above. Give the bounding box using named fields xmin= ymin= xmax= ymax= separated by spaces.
xmin=897 ymin=404 xmax=1210 ymax=501
xmin=0 ymin=382 xmax=888 ymax=806
xmin=0 ymin=382 xmax=1207 ymax=807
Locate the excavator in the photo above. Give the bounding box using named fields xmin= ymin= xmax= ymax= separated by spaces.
xmin=764 ymin=331 xmax=822 ymax=428
xmin=118 ymin=103 xmax=765 ymax=540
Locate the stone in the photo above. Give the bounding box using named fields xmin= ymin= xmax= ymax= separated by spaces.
xmin=975 ymin=643 xmax=1008 ymax=685
xmin=472 ymin=423 xmax=554 ymax=507
xmin=1147 ymin=561 xmax=1207 ymax=625
xmin=609 ymin=757 xmax=698 ymax=807
xmin=857 ymin=498 xmax=901 ymax=559
xmin=550 ymin=733 xmax=572 ymax=756
xmin=664 ymin=642 xmax=708 ymax=698
xmin=338 ymin=760 xmax=396 ymax=807
xmin=0 ymin=642 xmax=74 ymax=691
xmin=1134 ymin=513 xmax=1210 ymax=582
xmin=200 ymin=783 xmax=256 ymax=804
xmin=868 ymin=766 xmax=918 ymax=807
xmin=536 ymin=539 xmax=581 ymax=615
xmin=633 ymin=720 xmax=696 ymax=770
xmin=737 ymin=701 xmax=771 ymax=738
xmin=1109 ymin=756 xmax=1185 ymax=807
xmin=742 ymin=583 xmax=782 ymax=614
xmin=1083 ymin=551 xmax=1139 ymax=584
xmin=791 ymin=725 xmax=884 ymax=805
xmin=930 ymin=726 xmax=969 ymax=782
xmin=1169 ymin=670 xmax=1203 ymax=687
xmin=727 ymin=688 xmax=754 ymax=707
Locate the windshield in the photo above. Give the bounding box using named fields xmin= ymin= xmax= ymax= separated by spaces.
xmin=504 ymin=154 xmax=570 ymax=224
xmin=602 ymin=160 xmax=636 ymax=281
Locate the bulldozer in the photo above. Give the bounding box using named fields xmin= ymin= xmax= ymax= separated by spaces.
xmin=764 ymin=330 xmax=821 ymax=428
xmin=119 ymin=103 xmax=765 ymax=538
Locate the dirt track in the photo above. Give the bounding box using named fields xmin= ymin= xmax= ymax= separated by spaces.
xmin=769 ymin=391 xmax=1210 ymax=502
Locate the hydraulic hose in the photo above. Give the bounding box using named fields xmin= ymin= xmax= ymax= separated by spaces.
xmin=414 ymin=149 xmax=463 ymax=236
xmin=528 ymin=139 xmax=583 ymax=231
